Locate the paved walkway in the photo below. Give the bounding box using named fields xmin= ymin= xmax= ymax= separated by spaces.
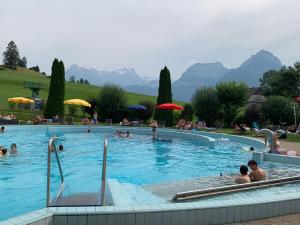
xmin=228 ymin=213 xmax=300 ymax=225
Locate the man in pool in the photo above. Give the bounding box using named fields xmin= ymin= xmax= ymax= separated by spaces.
xmin=0 ymin=127 xmax=5 ymax=133
xmin=248 ymin=160 xmax=265 ymax=182
xmin=0 ymin=147 xmax=8 ymax=156
xmin=10 ymin=143 xmax=17 ymax=154
xmin=235 ymin=165 xmax=251 ymax=184
xmin=150 ymin=120 xmax=158 ymax=140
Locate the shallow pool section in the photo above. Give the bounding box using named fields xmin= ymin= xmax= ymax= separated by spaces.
xmin=0 ymin=126 xmax=296 ymax=221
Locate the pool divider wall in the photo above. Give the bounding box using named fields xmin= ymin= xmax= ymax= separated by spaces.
xmin=2 ymin=197 xmax=300 ymax=225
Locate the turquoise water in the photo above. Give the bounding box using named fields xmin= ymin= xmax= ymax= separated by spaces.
xmin=0 ymin=126 xmax=297 ymax=220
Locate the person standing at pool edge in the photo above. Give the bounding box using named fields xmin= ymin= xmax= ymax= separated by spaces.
xmin=150 ymin=120 xmax=158 ymax=140
xmin=248 ymin=160 xmax=265 ymax=182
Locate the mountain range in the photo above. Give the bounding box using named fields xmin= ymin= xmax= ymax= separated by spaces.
xmin=65 ymin=50 xmax=282 ymax=101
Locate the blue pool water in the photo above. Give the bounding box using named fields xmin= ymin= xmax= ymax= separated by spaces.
xmin=0 ymin=126 xmax=298 ymax=220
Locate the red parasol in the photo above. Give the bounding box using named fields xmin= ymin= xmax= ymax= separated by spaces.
xmin=156 ymin=103 xmax=184 ymax=110
xmin=295 ymin=96 xmax=300 ymax=102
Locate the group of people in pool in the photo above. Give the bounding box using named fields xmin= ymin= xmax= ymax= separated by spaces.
xmin=0 ymin=126 xmax=18 ymax=156
xmin=115 ymin=130 xmax=131 ymax=138
xmin=235 ymin=160 xmax=265 ymax=184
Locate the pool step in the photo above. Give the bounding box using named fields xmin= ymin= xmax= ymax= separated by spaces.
xmin=108 ymin=179 xmax=167 ymax=205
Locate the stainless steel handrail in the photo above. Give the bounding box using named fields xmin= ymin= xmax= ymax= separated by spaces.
xmin=173 ymin=175 xmax=300 ymax=202
xmin=100 ymin=139 xmax=108 ymax=206
xmin=46 ymin=137 xmax=65 ymax=206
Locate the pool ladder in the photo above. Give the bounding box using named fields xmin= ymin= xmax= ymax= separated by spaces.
xmin=46 ymin=137 xmax=109 ymax=206
xmin=46 ymin=137 xmax=65 ymax=207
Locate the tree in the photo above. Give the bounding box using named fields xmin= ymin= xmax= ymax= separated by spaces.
xmin=29 ymin=66 xmax=40 ymax=72
xmin=19 ymin=56 xmax=27 ymax=68
xmin=96 ymin=84 xmax=127 ymax=122
xmin=137 ymin=99 xmax=155 ymax=122
xmin=180 ymin=103 xmax=194 ymax=121
xmin=82 ymin=97 xmax=97 ymax=118
xmin=191 ymin=87 xmax=220 ymax=126
xmin=84 ymin=79 xmax=89 ymax=84
xmin=80 ymin=78 xmax=84 ymax=83
xmin=216 ymin=81 xmax=248 ymax=126
xmin=153 ymin=66 xmax=173 ymax=126
xmin=2 ymin=41 xmax=21 ymax=69
xmin=69 ymin=76 xmax=76 ymax=83
xmin=261 ymin=96 xmax=298 ymax=125
xmin=44 ymin=59 xmax=65 ymax=118
xmin=260 ymin=64 xmax=300 ymax=97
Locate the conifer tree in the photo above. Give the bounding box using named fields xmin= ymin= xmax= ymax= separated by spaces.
xmin=153 ymin=66 xmax=173 ymax=126
xmin=2 ymin=41 xmax=21 ymax=69
xmin=44 ymin=59 xmax=65 ymax=118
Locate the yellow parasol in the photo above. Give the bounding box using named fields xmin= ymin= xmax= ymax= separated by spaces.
xmin=8 ymin=97 xmax=34 ymax=104
xmin=64 ymin=99 xmax=91 ymax=107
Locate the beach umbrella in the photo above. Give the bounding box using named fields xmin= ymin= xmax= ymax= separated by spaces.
xmin=156 ymin=103 xmax=184 ymax=111
xmin=295 ymin=96 xmax=300 ymax=102
xmin=127 ymin=105 xmax=147 ymax=111
xmin=8 ymin=97 xmax=34 ymax=104
xmin=64 ymin=99 xmax=91 ymax=107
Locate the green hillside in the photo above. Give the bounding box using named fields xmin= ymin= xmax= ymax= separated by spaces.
xmin=0 ymin=66 xmax=183 ymax=119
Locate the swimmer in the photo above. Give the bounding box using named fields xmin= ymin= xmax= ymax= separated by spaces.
xmin=0 ymin=148 xmax=8 ymax=156
xmin=0 ymin=127 xmax=5 ymax=133
xmin=10 ymin=143 xmax=17 ymax=154
xmin=248 ymin=160 xmax=265 ymax=182
xmin=58 ymin=144 xmax=64 ymax=151
xmin=87 ymin=129 xmax=91 ymax=133
xmin=125 ymin=131 xmax=131 ymax=138
xmin=150 ymin=120 xmax=158 ymax=140
xmin=235 ymin=165 xmax=251 ymax=184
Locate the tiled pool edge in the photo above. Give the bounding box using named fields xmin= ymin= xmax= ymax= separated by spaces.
xmin=2 ymin=197 xmax=300 ymax=225
xmin=253 ymin=151 xmax=300 ymax=165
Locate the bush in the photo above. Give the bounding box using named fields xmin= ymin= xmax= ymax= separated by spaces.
xmin=191 ymin=87 xmax=220 ymax=126
xmin=261 ymin=96 xmax=298 ymax=125
xmin=216 ymin=81 xmax=248 ymax=126
xmin=180 ymin=103 xmax=194 ymax=121
xmin=137 ymin=100 xmax=155 ymax=122
xmin=232 ymin=107 xmax=246 ymax=125
xmin=96 ymin=84 xmax=127 ymax=122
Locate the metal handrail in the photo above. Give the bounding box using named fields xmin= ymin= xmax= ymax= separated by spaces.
xmin=100 ymin=139 xmax=108 ymax=206
xmin=173 ymin=175 xmax=300 ymax=202
xmin=46 ymin=137 xmax=65 ymax=206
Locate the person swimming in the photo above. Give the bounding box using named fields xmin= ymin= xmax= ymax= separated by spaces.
xmin=10 ymin=143 xmax=17 ymax=154
xmin=150 ymin=120 xmax=158 ymax=140
xmin=58 ymin=144 xmax=64 ymax=151
xmin=0 ymin=147 xmax=8 ymax=156
xmin=235 ymin=165 xmax=251 ymax=184
xmin=0 ymin=127 xmax=5 ymax=133
xmin=248 ymin=160 xmax=265 ymax=182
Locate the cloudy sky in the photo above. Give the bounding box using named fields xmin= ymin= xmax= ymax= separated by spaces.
xmin=1 ymin=0 xmax=300 ymax=79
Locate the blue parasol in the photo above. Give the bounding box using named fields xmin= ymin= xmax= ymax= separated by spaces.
xmin=127 ymin=104 xmax=147 ymax=111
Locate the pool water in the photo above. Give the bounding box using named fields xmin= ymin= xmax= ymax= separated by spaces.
xmin=0 ymin=127 xmax=298 ymax=220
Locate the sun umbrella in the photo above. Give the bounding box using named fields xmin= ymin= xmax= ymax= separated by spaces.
xmin=8 ymin=97 xmax=34 ymax=104
xmin=64 ymin=99 xmax=91 ymax=107
xmin=156 ymin=103 xmax=184 ymax=111
xmin=295 ymin=96 xmax=300 ymax=102
xmin=127 ymin=105 xmax=147 ymax=111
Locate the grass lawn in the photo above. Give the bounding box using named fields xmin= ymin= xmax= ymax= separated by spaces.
xmin=0 ymin=66 xmax=184 ymax=120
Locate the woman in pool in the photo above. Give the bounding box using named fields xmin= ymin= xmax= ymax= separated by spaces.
xmin=0 ymin=146 xmax=8 ymax=156
xmin=10 ymin=143 xmax=17 ymax=154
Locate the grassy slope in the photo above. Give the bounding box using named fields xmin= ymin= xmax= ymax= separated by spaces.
xmin=0 ymin=67 xmax=183 ymax=119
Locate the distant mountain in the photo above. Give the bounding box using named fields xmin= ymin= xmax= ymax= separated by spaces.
xmin=66 ymin=50 xmax=283 ymax=102
xmin=172 ymin=62 xmax=229 ymax=101
xmin=218 ymin=50 xmax=282 ymax=87
xmin=66 ymin=64 xmax=147 ymax=87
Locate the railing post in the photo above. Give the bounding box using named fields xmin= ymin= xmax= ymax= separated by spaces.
xmin=46 ymin=138 xmax=53 ymax=207
xmin=100 ymin=139 xmax=108 ymax=206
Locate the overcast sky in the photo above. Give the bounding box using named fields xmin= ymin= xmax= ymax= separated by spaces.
xmin=1 ymin=0 xmax=300 ymax=79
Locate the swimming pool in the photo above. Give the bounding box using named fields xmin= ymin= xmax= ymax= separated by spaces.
xmin=0 ymin=126 xmax=299 ymax=221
